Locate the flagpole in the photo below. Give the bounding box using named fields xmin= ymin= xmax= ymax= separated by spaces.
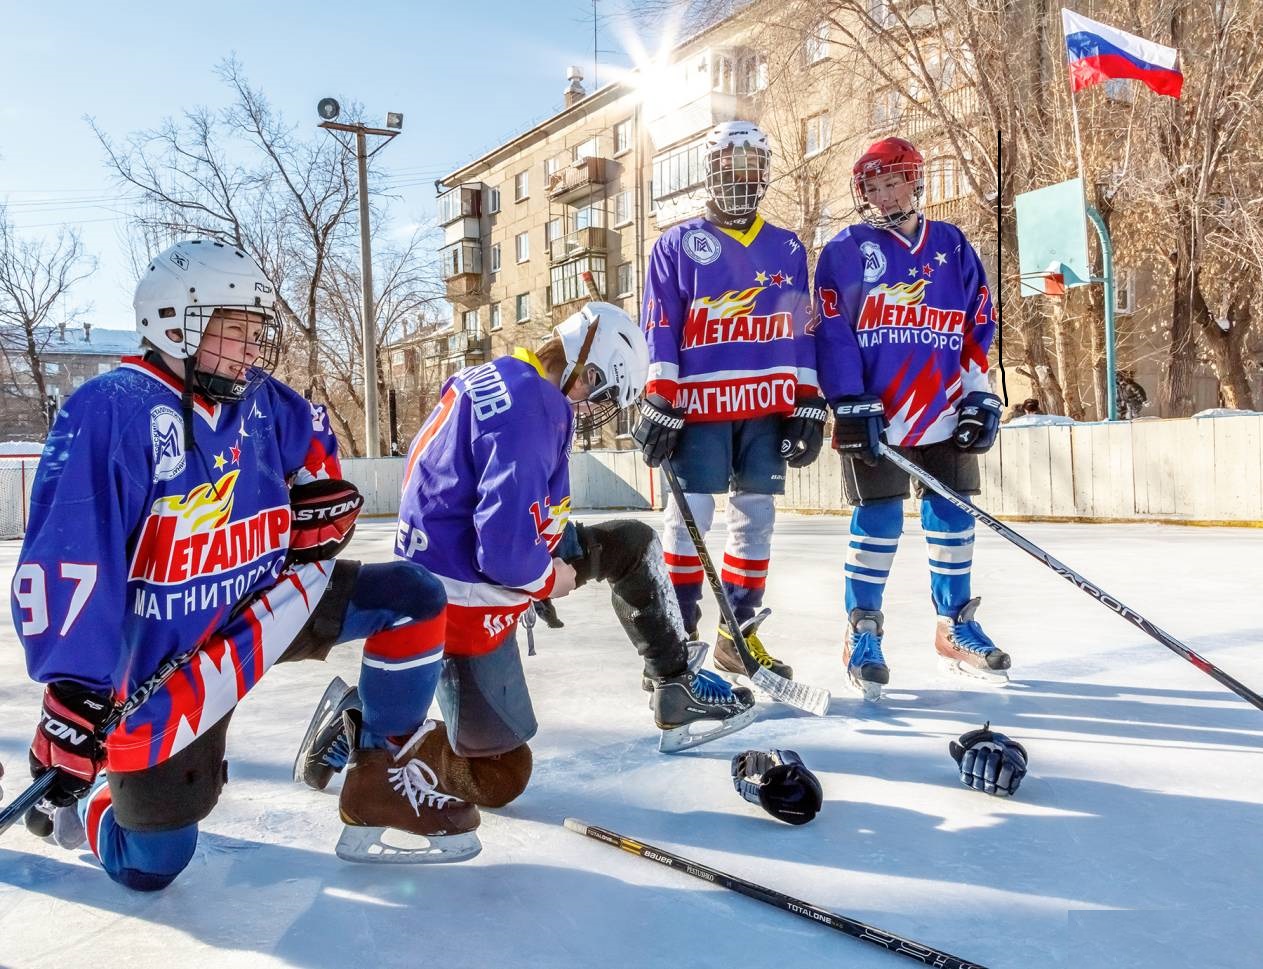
xmin=1063 ymin=7 xmax=1087 ymax=185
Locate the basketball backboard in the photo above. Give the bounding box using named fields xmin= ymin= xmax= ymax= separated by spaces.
xmin=1015 ymin=178 xmax=1091 ymax=297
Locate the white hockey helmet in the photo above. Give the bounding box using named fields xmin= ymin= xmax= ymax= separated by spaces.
xmin=704 ymin=120 xmax=771 ymax=219
xmin=554 ymin=301 xmax=649 ymax=432
xmin=134 ymin=239 xmax=281 ymax=401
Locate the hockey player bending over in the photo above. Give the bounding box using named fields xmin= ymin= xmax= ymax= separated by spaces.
xmin=814 ymin=138 xmax=1009 ymax=700
xmin=297 ymin=303 xmax=757 ymax=807
xmin=13 ymin=240 xmax=476 ymax=884
xmin=633 ymin=121 xmax=825 ymax=684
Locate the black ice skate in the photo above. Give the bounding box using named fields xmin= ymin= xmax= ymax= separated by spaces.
xmin=935 ymin=598 xmax=1011 ymax=685
xmin=650 ymin=669 xmax=758 ymax=753
xmin=844 ymin=608 xmax=890 ymax=701
xmin=336 ymin=710 xmax=481 ymax=864
xmin=294 ymin=676 xmax=360 ymax=790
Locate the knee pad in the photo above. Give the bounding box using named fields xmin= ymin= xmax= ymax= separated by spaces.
xmin=575 ymin=519 xmax=657 ymax=584
xmin=103 ymin=823 xmax=199 ymax=893
xmin=381 ymin=561 xmax=447 ymax=622
xmin=421 ymin=721 xmax=533 ymax=808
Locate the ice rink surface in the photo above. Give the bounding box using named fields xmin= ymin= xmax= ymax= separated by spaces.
xmin=1 ymin=513 xmax=1260 ymax=969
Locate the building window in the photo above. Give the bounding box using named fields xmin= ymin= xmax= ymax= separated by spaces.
xmin=516 ymin=293 xmax=531 ymax=322
xmin=614 ymin=190 xmax=632 ymax=226
xmin=1103 ymin=78 xmax=1133 ymax=103
xmin=437 ymin=185 xmax=482 ymax=226
xmin=614 ymin=118 xmax=633 ymax=155
xmin=439 ymin=240 xmax=481 ymax=278
xmin=871 ymin=88 xmax=903 ymax=127
xmin=615 ymin=404 xmax=635 ymax=437
xmin=545 ymin=217 xmax=563 ymax=249
xmin=544 ymin=156 xmax=562 ymax=178
xmin=616 ymin=262 xmax=634 ymax=298
xmin=490 ymin=242 xmax=501 ymax=274
xmin=739 ymin=52 xmax=768 ymax=94
xmin=550 ymin=257 xmax=606 ymax=308
xmin=573 ymin=136 xmax=600 ymax=161
xmin=925 ymin=154 xmax=963 ymax=203
xmin=804 ymin=113 xmax=832 ymax=158
xmin=1114 ymin=267 xmax=1136 ymax=315
xmin=711 ymin=51 xmax=735 ymax=94
xmin=490 ymin=303 xmax=502 ymax=330
xmin=574 ymin=202 xmax=606 ymax=231
xmin=652 ymin=138 xmax=707 ymax=202
xmin=804 ymin=22 xmax=830 ymax=64
xmin=514 ymin=170 xmax=529 ymax=202
xmin=462 ymin=309 xmax=481 ymax=338
xmin=812 ymin=204 xmax=834 ymax=250
xmin=867 ymin=0 xmax=894 ymax=27
xmin=486 ymin=186 xmax=500 ymax=214
xmin=515 ymin=231 xmax=530 ymax=263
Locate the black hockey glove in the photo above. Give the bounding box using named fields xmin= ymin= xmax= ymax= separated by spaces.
xmin=779 ymin=397 xmax=828 ymax=469
xmin=632 ymin=394 xmax=685 ymax=468
xmin=953 ymin=391 xmax=1003 ymax=453
xmin=29 ymin=681 xmax=112 ymax=807
xmin=533 ymin=598 xmax=564 ymax=629
xmin=289 ymin=478 xmax=364 ymax=564
xmin=949 ymin=722 xmax=1028 ymax=797
xmin=831 ymin=395 xmax=885 ymax=467
xmin=731 ymin=748 xmax=823 ymax=825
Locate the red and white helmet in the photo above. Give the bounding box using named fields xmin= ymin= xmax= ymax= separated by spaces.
xmin=704 ymin=120 xmax=771 ymax=219
xmin=851 ymin=137 xmax=925 ymax=229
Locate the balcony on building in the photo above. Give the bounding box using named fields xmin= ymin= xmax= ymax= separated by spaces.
xmin=446 ymin=330 xmax=490 ymax=369
xmin=440 ymin=240 xmax=483 ymax=304
xmin=547 ymin=156 xmax=609 ymax=205
xmin=549 ymin=225 xmax=612 ymax=263
xmin=642 ymin=46 xmax=763 ymax=149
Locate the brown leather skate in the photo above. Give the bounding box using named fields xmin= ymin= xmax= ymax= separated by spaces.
xmin=336 ymin=711 xmax=482 ymax=864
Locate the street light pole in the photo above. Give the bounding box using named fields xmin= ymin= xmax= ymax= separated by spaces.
xmin=318 ymin=101 xmax=402 ymax=458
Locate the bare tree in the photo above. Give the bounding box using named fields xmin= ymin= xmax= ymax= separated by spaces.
xmin=0 ymin=211 xmax=96 ymax=429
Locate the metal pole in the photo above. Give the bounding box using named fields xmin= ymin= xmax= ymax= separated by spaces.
xmin=356 ymin=128 xmax=380 ymax=457
xmin=1086 ymin=205 xmax=1118 ymax=421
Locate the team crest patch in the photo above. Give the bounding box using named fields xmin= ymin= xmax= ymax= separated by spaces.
xmin=860 ymin=240 xmax=887 ymax=283
xmin=682 ymin=229 xmax=722 ymax=266
xmin=150 ymin=405 xmax=187 ymax=481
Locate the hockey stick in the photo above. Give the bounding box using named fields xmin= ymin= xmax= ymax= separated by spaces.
xmin=879 ymin=443 xmax=1263 ymax=712
xmin=0 ymin=646 xmax=199 ymax=837
xmin=661 ymin=459 xmax=831 ymax=716
xmin=564 ymin=818 xmax=988 ymax=969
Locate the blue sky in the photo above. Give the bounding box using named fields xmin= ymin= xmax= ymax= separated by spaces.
xmin=0 ymin=0 xmax=640 ymax=328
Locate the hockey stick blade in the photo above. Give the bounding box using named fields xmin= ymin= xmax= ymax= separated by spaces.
xmin=660 ymin=459 xmax=831 ymax=717
xmin=563 ymin=818 xmax=989 ymax=969
xmin=878 ymin=443 xmax=1263 ymax=713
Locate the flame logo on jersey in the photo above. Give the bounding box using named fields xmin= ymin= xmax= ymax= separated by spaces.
xmin=690 ymin=286 xmax=764 ymax=319
xmin=682 ymin=286 xmax=793 ymax=349
xmin=129 ymin=471 xmax=291 ymax=585
xmin=857 ymin=278 xmax=966 ymax=333
xmin=529 ymin=495 xmax=572 ymax=553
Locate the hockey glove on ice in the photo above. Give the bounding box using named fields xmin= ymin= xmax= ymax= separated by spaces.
xmin=831 ymin=395 xmax=885 ymax=467
xmin=952 ymin=391 xmax=1002 ymax=453
xmin=29 ymin=681 xmax=112 ymax=806
xmin=731 ymin=748 xmax=823 ymax=825
xmin=288 ymin=478 xmax=364 ymax=564
xmin=780 ymin=397 xmax=828 ymax=469
xmin=949 ymin=722 xmax=1028 ymax=797
xmin=632 ymin=394 xmax=686 ymax=468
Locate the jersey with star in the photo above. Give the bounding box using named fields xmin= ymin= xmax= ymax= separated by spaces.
xmin=814 ymin=218 xmax=996 ymax=446
xmin=13 ymin=355 xmax=340 ymax=696
xmin=642 ymin=215 xmax=817 ymax=422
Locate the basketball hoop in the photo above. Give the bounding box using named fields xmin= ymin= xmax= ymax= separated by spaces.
xmin=1041 ymin=270 xmax=1066 ymax=297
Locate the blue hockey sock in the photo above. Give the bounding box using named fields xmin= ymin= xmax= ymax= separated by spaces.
xmin=845 ymin=499 xmax=903 ymax=613
xmin=922 ymin=493 xmax=975 ymax=616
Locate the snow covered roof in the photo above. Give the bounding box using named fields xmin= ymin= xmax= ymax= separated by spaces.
xmin=1 ymin=325 xmax=140 ymax=357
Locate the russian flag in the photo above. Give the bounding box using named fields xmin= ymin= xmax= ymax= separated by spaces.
xmin=1062 ymin=8 xmax=1183 ymax=99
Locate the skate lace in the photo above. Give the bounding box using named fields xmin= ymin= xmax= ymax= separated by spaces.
xmin=952 ymin=620 xmax=997 ymax=655
xmin=851 ymin=629 xmax=886 ymax=667
xmin=322 ymin=733 xmax=350 ymax=771
xmin=691 ymin=669 xmax=737 ymax=704
xmin=388 ymin=720 xmax=457 ymax=816
xmin=744 ymin=633 xmax=779 ymax=670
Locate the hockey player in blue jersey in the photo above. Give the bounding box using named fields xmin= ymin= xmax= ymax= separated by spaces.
xmin=12 ymin=239 xmax=483 ymax=886
xmin=815 ymin=137 xmax=1010 ymax=700
xmin=633 ymin=120 xmax=826 ymax=684
xmin=294 ymin=303 xmax=758 ymax=790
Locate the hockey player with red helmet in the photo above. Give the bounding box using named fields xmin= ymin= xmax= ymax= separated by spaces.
xmin=815 ymin=137 xmax=1008 ymax=699
xmin=633 ymin=121 xmax=824 ymax=684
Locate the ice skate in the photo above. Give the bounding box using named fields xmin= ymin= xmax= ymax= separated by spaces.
xmin=336 ymin=710 xmax=482 ymax=864
xmin=651 ymin=669 xmax=758 ymax=753
xmin=714 ymin=608 xmax=793 ymax=680
xmin=844 ymin=608 xmax=890 ymax=701
xmin=935 ymin=598 xmax=1010 ymax=685
xmin=294 ymin=676 xmax=360 ymax=790
xmin=640 ymin=639 xmax=710 ymax=695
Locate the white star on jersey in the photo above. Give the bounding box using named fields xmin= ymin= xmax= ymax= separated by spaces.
xmin=935 ymin=251 xmax=948 ymax=265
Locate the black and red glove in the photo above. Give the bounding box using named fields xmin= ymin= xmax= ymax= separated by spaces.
xmin=29 ymin=682 xmax=112 ymax=807
xmin=289 ymin=478 xmax=364 ymax=564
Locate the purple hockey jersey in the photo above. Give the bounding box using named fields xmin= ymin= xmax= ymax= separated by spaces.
xmin=397 ymin=350 xmax=573 ymax=655
xmin=814 ymin=218 xmax=995 ymax=446
xmin=642 ymin=215 xmax=817 ymax=421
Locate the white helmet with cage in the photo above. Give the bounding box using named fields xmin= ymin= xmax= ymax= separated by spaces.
xmin=704 ymin=120 xmax=771 ymax=219
xmin=134 ymin=239 xmax=281 ymax=401
xmin=554 ymin=301 xmax=649 ymax=432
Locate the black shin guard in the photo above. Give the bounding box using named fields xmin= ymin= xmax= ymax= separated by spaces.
xmin=571 ymin=521 xmax=689 ymax=679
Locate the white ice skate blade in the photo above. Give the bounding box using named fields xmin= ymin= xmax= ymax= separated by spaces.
xmin=335 ymin=825 xmax=482 ymax=864
xmin=658 ymin=705 xmax=759 ymax=754
xmin=937 ymin=656 xmax=1010 ymax=686
xmin=293 ymin=676 xmax=353 ymax=784
xmin=846 ymin=672 xmax=884 ymax=702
